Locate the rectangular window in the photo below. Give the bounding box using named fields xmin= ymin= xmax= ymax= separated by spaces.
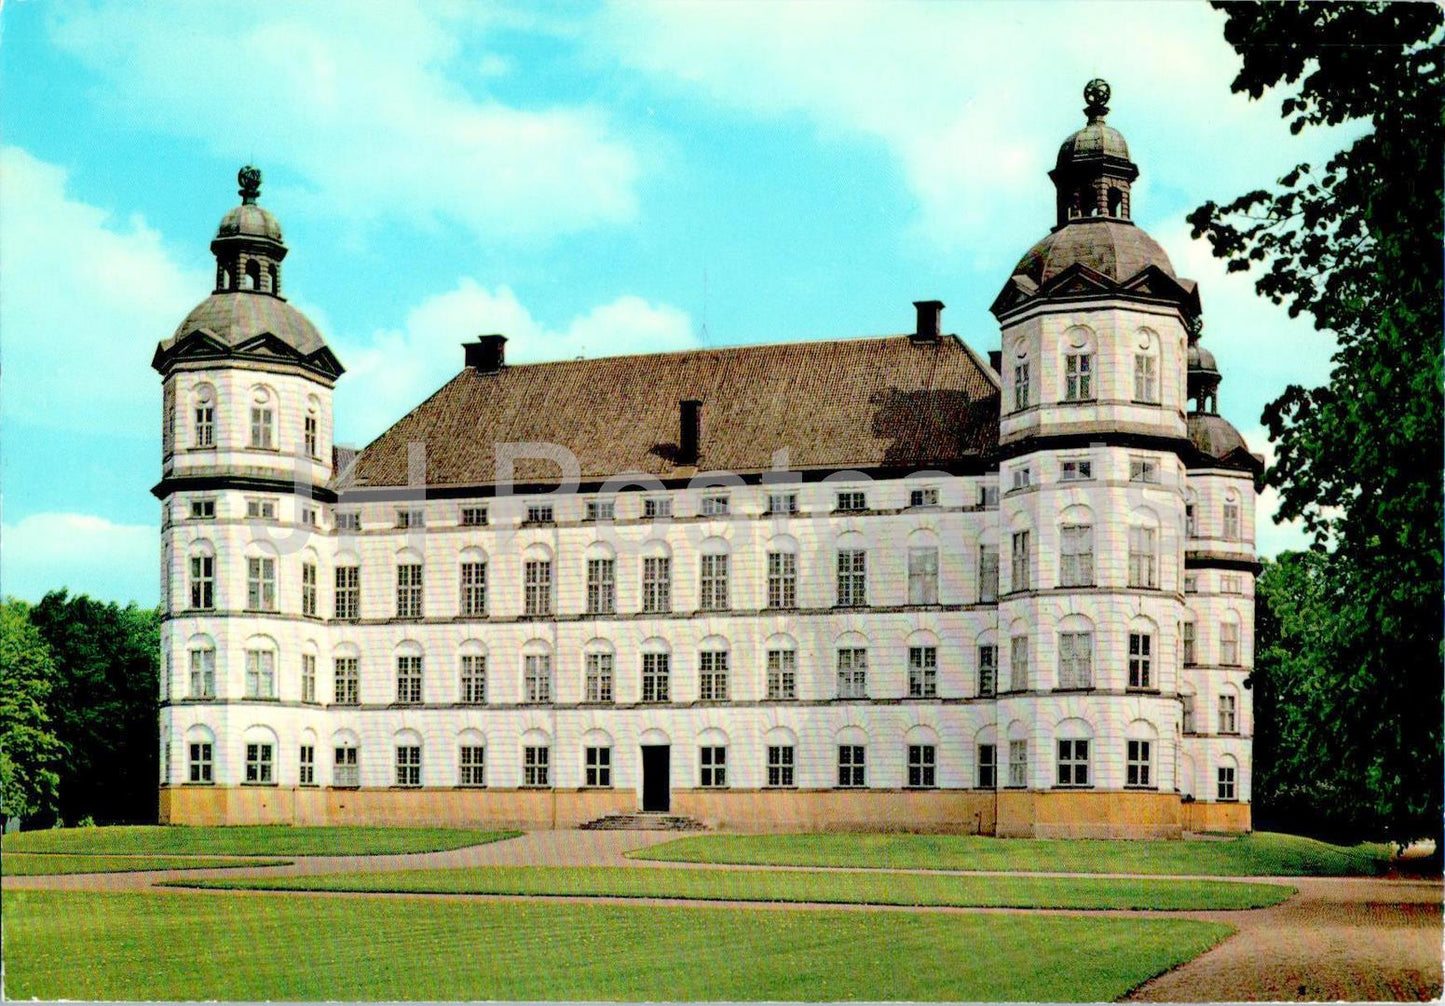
xmin=908 ymin=646 xmax=938 ymax=698
xmin=977 ymin=743 xmax=997 ymax=789
xmin=1183 ymin=622 xmax=1197 ymax=666
xmin=1064 ymin=352 xmax=1094 ymax=401
xmin=908 ymin=546 xmax=939 ymax=605
xmin=190 ymin=554 xmax=214 ymax=610
xmin=1059 ymin=524 xmax=1094 ymax=587
xmin=1134 ymin=353 xmax=1159 ymax=403
xmin=1222 ymin=502 xmax=1241 ymax=540
xmin=189 ymin=742 xmax=213 ymax=783
xmin=909 ymin=487 xmax=939 ymax=507
xmin=1185 ymin=504 xmax=1196 ymax=538
xmin=837 ymin=745 xmax=866 ymax=788
xmin=396 ymin=655 xmax=423 ymax=704
xmin=525 ymin=504 xmax=555 ymax=525
xmin=1128 ymin=526 xmax=1158 ymax=588
xmin=699 ymin=553 xmax=729 ymax=611
xmin=301 ymin=653 xmax=316 ymax=703
xmin=250 ymin=407 xmax=274 ymax=449
xmin=246 ymin=556 xmax=276 ymax=611
xmin=584 ymin=746 xmax=612 ymax=787
xmin=641 ymin=652 xmax=670 ymax=703
xmin=767 ymin=551 xmax=797 ymax=609
xmin=396 ymin=507 xmax=425 ymax=529
xmin=835 ymin=490 xmax=867 ymax=512
xmin=977 ymin=644 xmax=998 ymax=697
xmin=245 ymin=649 xmax=275 ymax=698
xmin=909 ymin=744 xmax=937 ymax=789
xmin=1056 ymin=738 xmax=1090 ymax=787
xmin=395 ymin=746 xmax=421 ymax=787
xmin=189 ymin=499 xmax=216 ymax=520
xmin=334 ymin=566 xmax=360 ymax=620
xmin=1010 ymin=635 xmax=1029 ymax=691
xmin=699 ymin=746 xmax=727 ymax=788
xmin=585 ymin=499 xmax=615 ymax=522
xmin=643 ymin=497 xmax=673 ymax=519
xmin=523 ymin=745 xmax=549 ymax=786
xmin=766 ymin=649 xmax=797 ymax=700
xmin=523 ymin=654 xmax=552 ymax=703
xmin=300 ymin=563 xmax=317 ymax=617
xmin=700 ymin=494 xmax=730 ymax=517
xmin=1013 ymin=362 xmax=1030 ymax=410
xmin=1058 ymin=631 xmax=1094 ymax=689
xmin=642 ymin=556 xmax=672 ymax=613
xmin=460 ymin=506 xmax=488 ymax=527
xmin=459 ymin=746 xmax=486 ymax=787
xmin=1182 ymin=694 xmax=1196 ymax=734
xmin=837 ymin=648 xmax=868 ymax=699
xmin=1217 ymin=765 xmax=1237 ymax=801
xmin=299 ymin=745 xmax=315 ymax=786
xmin=396 ymin=563 xmax=424 ymax=618
xmin=460 ymin=654 xmax=487 ymax=704
xmin=1060 ymin=458 xmax=1092 ymax=481
xmin=1008 ymin=739 xmax=1028 ymax=788
xmin=1011 ymin=466 xmax=1032 ymax=491
xmin=524 ymin=560 xmax=553 ymax=616
xmin=333 ymin=745 xmax=359 ymax=787
xmin=1221 ymin=620 xmax=1241 ymax=666
xmin=1127 ymin=739 xmax=1153 ymax=788
xmin=1129 ymin=458 xmax=1160 ymax=483
xmin=333 ymin=657 xmax=359 ymax=706
xmin=585 ymin=652 xmax=613 ymax=703
xmin=1010 ymin=530 xmax=1031 ymax=592
xmin=304 ymin=415 xmax=318 ymax=457
xmin=979 ymin=485 xmax=1000 ymax=508
xmin=189 ymin=648 xmax=216 ymax=698
xmin=335 ymin=511 xmax=361 ymax=532
xmin=301 ymin=506 xmax=317 ymax=527
xmin=246 ymin=498 xmax=277 ymax=520
xmin=1221 ymin=574 xmax=1242 ymax=595
xmin=245 ymin=742 xmax=274 ymax=784
xmin=699 ymin=650 xmax=730 ymax=701
xmin=766 ymin=492 xmax=798 ymax=515
xmin=1128 ymin=633 xmax=1153 ymax=689
xmin=460 ymin=562 xmax=487 ymax=617
xmin=194 ymin=405 xmax=214 ymax=448
xmin=1184 ymin=574 xmax=1198 ymax=594
xmin=978 ymin=546 xmax=999 ymax=603
xmin=766 ymin=745 xmax=795 ymax=788
xmin=587 ymin=558 xmax=617 ymax=614
xmin=836 ymin=548 xmax=866 ymax=607
xmin=1219 ymin=693 xmax=1238 ymax=734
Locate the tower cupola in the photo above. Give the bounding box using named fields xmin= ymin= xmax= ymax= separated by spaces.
xmin=210 ymin=165 xmax=288 ymax=296
xmin=1049 ymin=79 xmax=1139 ymax=225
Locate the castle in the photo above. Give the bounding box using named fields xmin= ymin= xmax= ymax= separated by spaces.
xmin=154 ymin=82 xmax=1257 ymax=837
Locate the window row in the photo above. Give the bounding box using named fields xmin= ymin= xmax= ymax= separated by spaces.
xmin=172 ymin=383 xmax=323 ymax=458
xmin=1008 ymin=347 xmax=1163 ymax=413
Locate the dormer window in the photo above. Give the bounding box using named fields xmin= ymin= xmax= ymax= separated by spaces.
xmin=909 ymin=487 xmax=939 ymax=508
xmin=525 ymin=504 xmax=555 ymax=525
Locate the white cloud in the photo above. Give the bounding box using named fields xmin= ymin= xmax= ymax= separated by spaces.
xmin=49 ymin=1 xmax=638 ymax=241
xmin=333 ymin=280 xmax=696 ymax=445
xmin=1 ymin=512 xmax=157 ymax=605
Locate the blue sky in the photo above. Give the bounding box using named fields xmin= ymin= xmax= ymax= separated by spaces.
xmin=1 ymin=0 xmax=1351 ymax=605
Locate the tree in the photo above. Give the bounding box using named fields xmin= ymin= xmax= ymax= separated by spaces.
xmin=27 ymin=591 xmax=160 ymax=826
xmin=1190 ymin=2 xmax=1443 ymax=843
xmin=0 ymin=600 xmax=66 ymax=826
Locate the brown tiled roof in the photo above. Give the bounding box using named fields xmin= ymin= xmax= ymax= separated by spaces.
xmin=340 ymin=334 xmax=1000 ymax=490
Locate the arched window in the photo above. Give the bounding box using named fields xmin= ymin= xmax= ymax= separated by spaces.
xmin=1012 ymin=336 xmax=1031 ymax=412
xmin=697 ymin=727 xmax=729 ymax=788
xmin=243 ymin=634 xmax=278 ymax=699
xmin=1061 ymin=326 xmax=1096 ymax=403
xmin=698 ymin=635 xmax=730 ymax=702
xmin=242 ymin=725 xmax=278 ymax=784
xmin=1217 ymin=755 xmax=1240 ymax=802
xmin=906 ymin=724 xmax=942 ymax=789
xmin=585 ymin=541 xmax=617 ymax=615
xmin=1108 ymin=187 xmax=1124 ymax=217
xmin=243 ymin=259 xmax=261 ymax=290
xmin=249 ymin=386 xmax=276 ymax=450
xmin=582 ymin=638 xmax=614 ymax=704
xmin=1006 ymin=719 xmax=1030 ymax=788
xmin=267 ymin=262 xmax=280 ymax=295
xmin=640 ymin=539 xmax=672 ymax=614
xmin=835 ymin=725 xmax=868 ymax=788
xmin=298 ymin=727 xmax=319 ymax=786
xmin=394 ymin=729 xmax=423 ymax=787
xmin=332 ymin=642 xmax=360 ymax=706
xmin=1222 ymin=489 xmax=1243 ymax=541
xmin=187 ymin=633 xmax=216 ymax=698
xmin=835 ymin=630 xmax=870 ymax=699
xmin=764 ymin=534 xmax=799 ymax=610
xmin=332 ymin=729 xmax=360 ymax=787
xmin=1059 ymin=504 xmax=1095 ymax=587
xmin=458 ymin=729 xmax=486 ymax=787
xmin=580 ymin=728 xmax=613 ymax=788
xmin=1126 ymin=720 xmax=1159 ymax=789
xmin=192 ymin=384 xmax=216 ymax=448
xmin=523 ymin=543 xmax=554 ymax=617
xmin=764 ymin=726 xmax=798 ymax=788
xmin=521 ymin=728 xmax=552 ymax=787
xmin=304 ymin=397 xmax=320 ymax=458
xmin=1054 ymin=716 xmax=1094 ymax=787
xmin=459 ymin=639 xmax=487 ymax=705
xmin=641 ymin=637 xmax=671 ymax=704
xmin=1127 ymin=616 xmax=1159 ymax=690
xmin=699 ymin=536 xmax=730 ymax=612
xmin=186 ymin=725 xmax=216 ymax=784
xmin=188 ymin=540 xmax=216 ymax=611
xmin=522 ymin=639 xmax=553 ymax=703
xmin=908 ymin=528 xmax=941 ymax=605
xmin=1133 ymin=329 xmax=1160 ymax=404
xmin=764 ymin=632 xmax=797 ymax=701
xmin=1057 ymin=614 xmax=1095 ymax=690
xmin=1007 ymin=618 xmax=1031 ymax=693
xmin=394 ymin=640 xmax=423 ymax=704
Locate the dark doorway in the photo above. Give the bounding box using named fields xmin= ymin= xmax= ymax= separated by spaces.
xmin=641 ymin=745 xmax=670 ymax=812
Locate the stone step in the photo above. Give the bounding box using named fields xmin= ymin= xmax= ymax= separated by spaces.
xmin=578 ymin=813 xmax=707 ymax=831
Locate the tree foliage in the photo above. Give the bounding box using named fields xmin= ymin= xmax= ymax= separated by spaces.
xmin=1191 ymin=2 xmax=1443 ymax=842
xmin=0 ymin=600 xmax=66 ymax=824
xmin=26 ymin=591 xmax=160 ymax=826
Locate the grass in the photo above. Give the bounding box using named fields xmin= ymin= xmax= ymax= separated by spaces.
xmin=2 ymin=853 xmax=290 ymax=876
xmin=176 ymin=863 xmax=1295 ymax=911
xmin=0 ymin=825 xmax=519 ymax=857
xmin=633 ymin=830 xmax=1392 ymax=877
xmin=3 ymin=889 xmax=1233 ymax=1001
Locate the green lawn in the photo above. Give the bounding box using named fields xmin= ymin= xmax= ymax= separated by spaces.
xmin=632 ymin=831 xmax=1390 ymax=876
xmin=3 ymin=889 xmax=1233 ymax=1001
xmin=1 ymin=825 xmax=519 ymax=857
xmin=177 ymin=863 xmax=1294 ymax=911
xmin=2 ymin=853 xmax=290 ymax=876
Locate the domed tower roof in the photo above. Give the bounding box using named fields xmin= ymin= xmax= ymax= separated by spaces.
xmin=152 ymin=166 xmax=342 ymax=381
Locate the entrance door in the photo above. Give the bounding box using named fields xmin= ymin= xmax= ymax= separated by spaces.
xmin=641 ymin=745 xmax=670 ymax=812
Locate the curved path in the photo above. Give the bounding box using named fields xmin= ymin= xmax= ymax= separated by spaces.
xmin=5 ymin=830 xmax=1440 ymax=1001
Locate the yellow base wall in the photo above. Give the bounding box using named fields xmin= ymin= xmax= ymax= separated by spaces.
xmin=159 ymin=786 xmax=1251 ymax=838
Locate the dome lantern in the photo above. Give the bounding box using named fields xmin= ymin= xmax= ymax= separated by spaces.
xmin=1049 ymin=79 xmax=1139 ymax=226
xmin=209 ymin=165 xmax=287 ymax=296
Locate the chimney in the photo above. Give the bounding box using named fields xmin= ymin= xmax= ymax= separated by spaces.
xmin=912 ymin=300 xmax=943 ymax=342
xmin=678 ymin=399 xmax=702 ymax=465
xmin=988 ymin=350 xmax=1003 ymax=373
xmin=464 ymin=334 xmax=507 ymax=372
